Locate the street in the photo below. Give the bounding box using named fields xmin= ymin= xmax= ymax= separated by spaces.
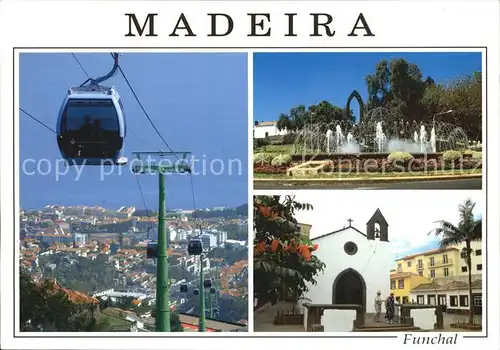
xmin=254 ymin=178 xmax=482 ymax=190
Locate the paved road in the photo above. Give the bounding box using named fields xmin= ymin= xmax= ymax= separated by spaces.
xmin=254 ymin=178 xmax=482 ymax=190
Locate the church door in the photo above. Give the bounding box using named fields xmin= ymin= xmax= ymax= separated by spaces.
xmin=332 ymin=268 xmax=366 ymax=313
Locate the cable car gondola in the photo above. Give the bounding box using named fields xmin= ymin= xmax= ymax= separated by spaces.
xmin=203 ymin=279 xmax=212 ymax=289
xmin=187 ymin=238 xmax=203 ymax=256
xmin=57 ymin=53 xmax=128 ymax=166
xmin=146 ymin=242 xmax=158 ymax=259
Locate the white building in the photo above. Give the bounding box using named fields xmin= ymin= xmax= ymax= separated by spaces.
xmin=73 ymin=232 xmax=88 ymax=247
xmin=182 ymin=255 xmax=210 ymax=275
xmin=253 ymin=121 xmax=287 ymax=139
xmin=225 ymin=239 xmax=246 ymax=248
xmin=43 ymin=205 xmax=63 ymax=216
xmin=217 ymin=231 xmax=228 ymax=245
xmin=453 ymin=240 xmax=483 ymax=279
xmin=200 ymin=233 xmax=218 ymax=249
xmin=92 ymin=288 xmax=115 ymax=298
xmin=409 ymin=279 xmax=482 ymax=315
xmin=303 ymin=209 xmax=393 ymax=315
xmin=176 ymin=230 xmax=188 ymax=241
xmin=132 ymin=217 xmax=158 ymax=231
xmin=111 ymin=206 xmax=136 ymax=219
xmin=87 ymin=206 xmax=107 ymax=218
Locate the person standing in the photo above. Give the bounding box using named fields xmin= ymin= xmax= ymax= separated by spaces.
xmin=373 ymin=291 xmax=383 ymax=322
xmin=385 ymin=293 xmax=395 ymax=323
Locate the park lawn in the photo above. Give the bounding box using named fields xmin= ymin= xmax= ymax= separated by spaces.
xmin=254 ymin=168 xmax=482 ymax=179
xmin=99 ymin=313 xmax=132 ymax=328
xmin=254 ymin=144 xmax=293 ymax=154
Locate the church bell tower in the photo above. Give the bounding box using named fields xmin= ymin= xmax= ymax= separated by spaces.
xmin=366 ymin=208 xmax=389 ymax=242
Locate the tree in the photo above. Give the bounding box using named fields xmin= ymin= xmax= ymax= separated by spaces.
xmin=38 ymin=254 xmax=118 ymax=293
xmin=276 ymin=105 xmax=309 ymax=131
xmin=309 ymin=100 xmax=353 ymax=124
xmin=429 ymin=198 xmax=482 ymax=324
xmin=150 ymin=310 xmax=184 ymax=332
xmin=277 ymin=101 xmax=354 ymax=131
xmin=422 ymin=72 xmax=482 ymax=140
xmin=20 ymin=271 xmax=109 ymax=331
xmin=365 ymin=58 xmax=429 ymax=120
xmin=170 ymin=312 xmax=184 ymax=332
xmin=253 ymin=195 xmax=325 ymax=307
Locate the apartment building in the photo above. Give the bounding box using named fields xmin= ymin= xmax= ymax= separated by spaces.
xmin=393 ymin=240 xmax=483 ymax=314
xmin=394 ymin=241 xmax=482 ymax=285
xmin=110 ymin=206 xmax=136 ymax=219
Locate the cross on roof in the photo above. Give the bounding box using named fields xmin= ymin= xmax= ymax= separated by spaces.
xmin=347 ymin=218 xmax=353 ymax=226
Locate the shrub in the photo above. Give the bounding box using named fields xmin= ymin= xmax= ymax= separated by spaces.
xmin=283 ymin=133 xmax=297 ymax=145
xmin=271 ymin=154 xmax=292 ymax=167
xmin=254 ymin=153 xmax=274 ymax=165
xmin=387 ymin=152 xmax=414 ymax=163
xmin=471 ymin=151 xmax=482 ymax=160
xmin=271 ymin=140 xmax=283 ymax=145
xmin=255 ymin=138 xmax=270 ymax=148
xmin=443 ymin=150 xmax=463 ymax=164
xmin=254 ymin=164 xmax=287 ymax=174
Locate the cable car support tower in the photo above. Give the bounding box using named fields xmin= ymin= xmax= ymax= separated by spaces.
xmin=131 ymin=151 xmax=191 ymax=332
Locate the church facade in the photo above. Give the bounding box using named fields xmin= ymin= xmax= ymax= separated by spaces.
xmin=304 ymin=209 xmax=393 ymax=314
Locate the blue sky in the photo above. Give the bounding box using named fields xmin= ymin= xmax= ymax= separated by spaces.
xmin=254 ymin=52 xmax=482 ymax=122
xmin=20 ymin=53 xmax=248 ymax=210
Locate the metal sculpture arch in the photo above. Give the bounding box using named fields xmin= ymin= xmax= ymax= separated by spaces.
xmin=346 ymin=90 xmax=365 ymax=123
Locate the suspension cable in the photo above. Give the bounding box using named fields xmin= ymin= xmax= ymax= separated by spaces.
xmin=133 ymin=175 xmax=155 ymax=239
xmin=115 ymin=62 xmax=178 ymax=160
xmin=114 ymin=55 xmax=201 ymax=234
xmin=19 ymin=108 xmax=59 ymax=136
xmin=71 ymin=53 xmax=90 ymax=79
xmin=23 ymin=54 xmax=202 ymax=243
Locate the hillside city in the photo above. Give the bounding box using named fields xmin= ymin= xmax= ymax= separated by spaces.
xmin=19 ymin=203 xmax=249 ymax=332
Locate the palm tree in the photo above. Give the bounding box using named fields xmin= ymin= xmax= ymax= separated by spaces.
xmin=429 ymin=198 xmax=482 ymax=324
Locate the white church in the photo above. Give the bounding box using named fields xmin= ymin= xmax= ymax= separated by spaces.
xmin=304 ymin=209 xmax=393 ymax=315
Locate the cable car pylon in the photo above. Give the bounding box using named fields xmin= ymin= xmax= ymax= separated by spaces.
xmin=131 ymin=151 xmax=191 ymax=332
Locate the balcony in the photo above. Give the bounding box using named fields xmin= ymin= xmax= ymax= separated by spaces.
xmin=428 ymin=272 xmax=455 ymax=280
xmin=427 ymin=258 xmax=453 ymax=268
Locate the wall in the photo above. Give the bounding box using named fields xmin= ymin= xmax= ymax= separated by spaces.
xmin=409 ymin=288 xmax=481 ymax=311
xmin=395 ymin=249 xmax=461 ymax=278
xmin=391 ymin=274 xmax=432 ymax=302
xmin=253 ymin=124 xmax=286 ymax=139
xmin=411 ymin=308 xmax=436 ymax=330
xmin=394 ymin=240 xmax=483 ymax=282
xmin=321 ymin=310 xmax=356 ymax=332
xmin=305 ymin=228 xmax=392 ymax=314
xmin=455 ymin=241 xmax=483 ymax=277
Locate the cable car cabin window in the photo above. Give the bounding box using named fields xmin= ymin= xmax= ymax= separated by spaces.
xmin=61 ymin=99 xmax=120 ymax=137
xmin=60 ymin=99 xmax=122 ymax=159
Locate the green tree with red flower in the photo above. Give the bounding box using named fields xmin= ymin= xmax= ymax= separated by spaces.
xmin=254 ymin=195 xmax=325 ymax=308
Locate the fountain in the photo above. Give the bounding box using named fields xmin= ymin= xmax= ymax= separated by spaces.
xmin=375 ymin=122 xmax=386 ymax=152
xmin=291 ymin=107 xmax=470 ymax=155
xmin=430 ymin=127 xmax=436 ymax=153
xmin=335 ymin=125 xmax=344 ymax=152
xmin=326 ymin=129 xmax=333 ymax=154
xmin=419 ymin=124 xmax=427 ymax=153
